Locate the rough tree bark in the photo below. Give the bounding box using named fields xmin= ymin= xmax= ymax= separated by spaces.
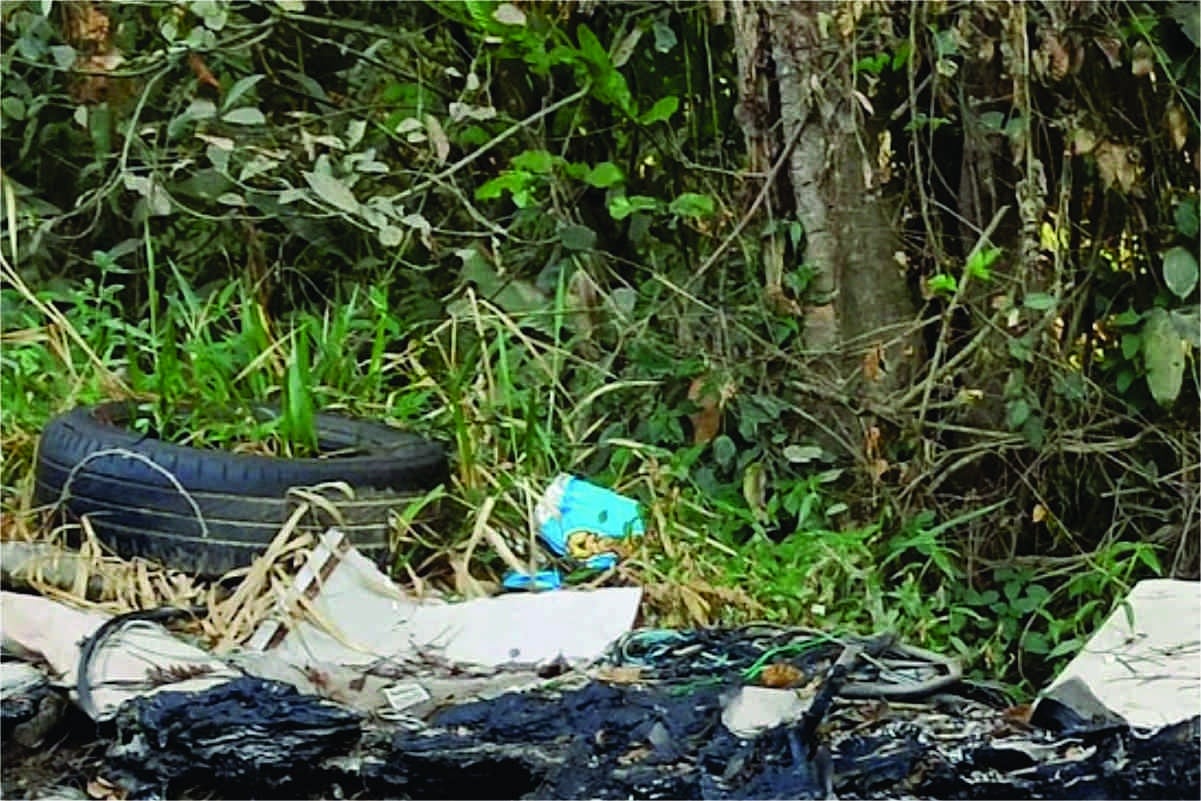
xmin=732 ymin=0 xmax=920 ymax=400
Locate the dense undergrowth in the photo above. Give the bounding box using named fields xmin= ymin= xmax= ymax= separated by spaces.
xmin=1 ymin=0 xmax=1197 ymax=695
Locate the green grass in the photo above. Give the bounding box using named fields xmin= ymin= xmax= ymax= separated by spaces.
xmin=0 ymin=250 xmax=1165 ymax=698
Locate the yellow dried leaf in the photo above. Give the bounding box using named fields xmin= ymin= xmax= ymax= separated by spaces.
xmin=761 ymin=662 xmax=804 ymax=688
xmin=870 ymin=458 xmax=889 ymax=483
xmin=862 ymin=343 xmax=886 ymax=382
xmin=1166 ymin=104 xmax=1189 ymax=152
xmin=424 ymin=114 xmax=450 ymax=164
xmin=1039 ymin=30 xmax=1071 ymax=82
xmin=87 ymin=777 xmax=124 ymax=800
xmin=1032 ymin=504 xmax=1048 ymax=523
xmin=595 ymin=665 xmax=644 ymax=684
xmin=1130 ymin=41 xmax=1155 ymax=78
xmin=1071 ymin=127 xmax=1097 ymax=156
xmin=687 ymin=374 xmax=735 ymax=444
xmin=1094 ymin=141 xmax=1142 ymax=192
xmin=679 ymin=585 xmax=710 ymax=625
xmin=863 ymin=425 xmax=882 ymax=459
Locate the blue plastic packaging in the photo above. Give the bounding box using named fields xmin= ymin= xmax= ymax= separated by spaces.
xmin=536 ymin=474 xmax=645 ymax=570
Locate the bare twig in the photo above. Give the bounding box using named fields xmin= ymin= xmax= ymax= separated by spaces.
xmin=685 ymin=112 xmax=811 ymax=288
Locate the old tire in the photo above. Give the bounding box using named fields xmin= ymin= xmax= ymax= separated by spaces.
xmin=34 ymin=402 xmax=449 ymax=576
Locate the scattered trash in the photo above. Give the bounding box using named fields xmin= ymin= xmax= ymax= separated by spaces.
xmin=0 ymin=591 xmax=238 ymax=721
xmin=238 ymin=529 xmax=640 ymax=716
xmin=4 ymin=534 xmax=1197 ymax=800
xmin=503 ymin=474 xmax=646 ymax=589
xmin=536 ymin=474 xmax=645 ymax=570
xmin=501 ymin=568 xmax=564 ymax=592
xmin=1033 ymin=578 xmax=1201 ymax=730
xmin=720 ymin=686 xmax=809 ymax=739
xmin=34 ymin=402 xmax=448 ymax=575
xmin=602 ymin=625 xmax=965 ymax=699
xmin=0 ymin=661 xmax=66 ymax=748
xmin=104 ymin=675 xmax=362 ymax=798
xmin=362 ymin=675 xmax=1198 ymax=800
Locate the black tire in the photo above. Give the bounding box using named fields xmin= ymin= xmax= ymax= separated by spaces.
xmin=34 ymin=402 xmax=449 ymax=576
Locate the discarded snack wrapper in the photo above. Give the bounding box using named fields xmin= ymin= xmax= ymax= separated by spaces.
xmin=535 ymin=474 xmax=645 ymax=571
xmin=501 ymin=569 xmax=563 ymax=592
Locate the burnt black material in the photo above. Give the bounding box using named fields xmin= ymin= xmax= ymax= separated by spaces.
xmin=95 ymin=671 xmax=1201 ymax=800
xmin=105 ymin=676 xmax=362 ymax=798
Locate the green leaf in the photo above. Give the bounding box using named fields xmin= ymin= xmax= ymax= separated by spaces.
xmin=1021 ymin=414 xmax=1045 ymax=448
xmin=640 ymin=96 xmax=678 ymax=126
xmin=1004 ymin=115 xmax=1026 ymax=140
xmin=1163 ymin=246 xmax=1199 ymax=299
xmin=1169 ymin=1 xmax=1200 ymax=46
xmin=1142 ymin=307 xmax=1187 ymax=406
xmin=1025 ymin=583 xmax=1051 ymax=604
xmin=669 ymin=192 xmax=715 ymax=218
xmin=979 ymin=111 xmax=1006 ymax=132
xmin=783 ymin=444 xmax=823 ymax=463
xmin=584 ymin=161 xmax=624 ymax=188
xmin=1113 ymin=307 xmax=1143 ymax=327
xmin=1138 ymin=545 xmax=1163 ymax=573
xmin=576 ymin=24 xmax=610 ymax=68
xmin=511 ymin=149 xmax=556 ymax=173
xmin=607 ymin=287 xmax=638 ymax=319
xmin=652 ymin=19 xmax=677 ymax=53
xmin=221 ymin=107 xmax=266 ymax=125
xmin=904 ymin=113 xmax=951 ymax=133
xmin=476 ymin=171 xmax=533 ymax=201
xmin=1008 ymin=334 xmax=1033 ymax=363
xmin=1121 ymin=332 xmax=1142 ymax=359
xmin=965 ymin=246 xmax=1000 ymax=280
xmin=597 ymin=71 xmax=635 ymax=117
xmin=303 ymin=171 xmax=359 ymax=214
xmin=1175 ymin=197 xmax=1200 ymax=238
xmin=1023 ymin=292 xmax=1056 ymax=310
xmin=713 ymin=434 xmax=736 ymax=468
xmin=1022 ymin=632 xmax=1050 ymax=654
xmin=558 ymin=224 xmax=596 ymax=251
xmin=1006 ymin=399 xmax=1031 ymax=429
xmin=608 ymin=194 xmax=658 ymax=220
xmin=1170 ymin=306 xmax=1201 ymax=348
xmin=1048 ymin=637 xmax=1082 ymax=659
xmin=284 ymin=329 xmax=316 ymax=454
xmin=222 ymin=74 xmax=264 ymax=113
xmin=48 ymin=44 xmax=76 ymax=69
xmin=854 ymin=53 xmax=889 ymax=75
xmin=1115 ymin=369 xmax=1135 ymax=394
xmin=927 ymin=274 xmax=957 ymax=296
xmin=891 ymin=40 xmax=912 ymax=70
xmin=1 ymin=97 xmax=26 ymax=120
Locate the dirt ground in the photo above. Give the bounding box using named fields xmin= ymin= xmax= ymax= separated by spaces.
xmin=2 ymin=706 xmax=110 ymax=800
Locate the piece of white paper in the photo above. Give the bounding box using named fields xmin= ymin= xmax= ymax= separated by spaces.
xmin=1036 ymin=579 xmax=1201 ymax=729
xmin=721 ymin=685 xmax=811 ymax=739
xmin=248 ymin=529 xmax=642 ymax=671
xmin=0 ymin=591 xmax=237 ymax=721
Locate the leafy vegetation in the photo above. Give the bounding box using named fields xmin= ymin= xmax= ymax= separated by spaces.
xmin=1 ymin=0 xmax=1196 ymax=696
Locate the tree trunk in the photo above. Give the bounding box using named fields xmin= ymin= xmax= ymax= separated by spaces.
xmin=733 ymin=0 xmax=920 ymax=395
